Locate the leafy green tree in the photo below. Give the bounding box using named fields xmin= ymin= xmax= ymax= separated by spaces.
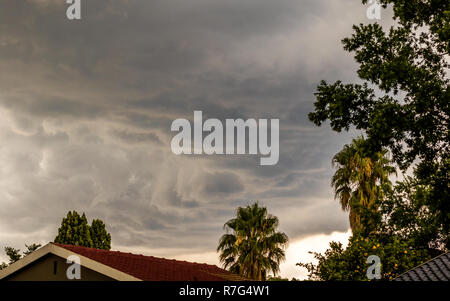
xmin=23 ymin=243 xmax=42 ymax=256
xmin=54 ymin=211 xmax=112 ymax=250
xmin=308 ymin=0 xmax=449 ymax=248
xmin=0 ymin=262 xmax=7 ymax=270
xmin=297 ymin=233 xmax=432 ymax=281
xmin=4 ymin=247 xmax=21 ymax=264
xmin=0 ymin=243 xmax=41 ymax=268
xmin=54 ymin=211 xmax=93 ymax=248
xmin=331 ymin=136 xmax=395 ymax=234
xmin=90 ymin=219 xmax=111 ymax=250
xmin=217 ymin=203 xmax=288 ymax=281
xmin=380 ymin=177 xmax=445 ymax=254
xmin=300 ymin=2 xmax=448 ymax=279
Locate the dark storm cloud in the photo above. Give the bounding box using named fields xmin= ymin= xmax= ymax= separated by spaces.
xmin=201 ymin=172 xmax=245 ymax=196
xmin=109 ymin=129 xmax=162 ymax=145
xmin=0 ymin=0 xmax=394 ymax=266
xmin=0 ymin=96 xmax=103 ymax=119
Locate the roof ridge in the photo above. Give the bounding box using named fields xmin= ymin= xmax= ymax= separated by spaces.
xmin=15 ymin=243 xmax=242 ymax=281
xmin=54 ymin=243 xmax=228 ymax=270
xmin=395 ymin=251 xmax=450 ymax=281
xmin=431 ymin=256 xmax=450 ymax=281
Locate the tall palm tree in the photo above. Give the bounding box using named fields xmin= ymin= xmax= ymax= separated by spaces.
xmin=331 ymin=136 xmax=395 ymax=234
xmin=217 ymin=203 xmax=288 ymax=280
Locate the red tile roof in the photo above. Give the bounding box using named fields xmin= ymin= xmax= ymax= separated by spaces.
xmin=53 ymin=243 xmax=244 ymax=281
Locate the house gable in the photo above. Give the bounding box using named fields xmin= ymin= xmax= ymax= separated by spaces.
xmin=3 ymin=253 xmax=114 ymax=281
xmin=0 ymin=243 xmax=141 ymax=281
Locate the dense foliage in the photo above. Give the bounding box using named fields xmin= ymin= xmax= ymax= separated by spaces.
xmin=331 ymin=136 xmax=395 ymax=234
xmin=298 ymin=167 xmax=444 ymax=280
xmin=380 ymin=177 xmax=446 ymax=254
xmin=1 ymin=212 xmax=111 ymax=270
xmin=54 ymin=210 xmax=111 ymax=250
xmin=217 ymin=203 xmax=288 ymax=280
xmin=90 ymin=219 xmax=112 ymax=250
xmin=301 ymin=0 xmax=448 ymax=280
xmin=0 ymin=243 xmax=42 ymax=269
xmin=309 ymin=0 xmax=449 ymax=248
xmin=298 ymin=233 xmax=431 ymax=281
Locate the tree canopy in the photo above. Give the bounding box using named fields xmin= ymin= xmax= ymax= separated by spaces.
xmin=54 ymin=210 xmax=111 ymax=250
xmin=331 ymin=136 xmax=395 ymax=234
xmin=0 ymin=243 xmax=42 ymax=269
xmin=217 ymin=202 xmax=288 ymax=281
xmin=299 ymin=1 xmax=449 ymax=280
xmin=308 ymin=0 xmax=449 ymax=249
xmin=298 ymin=233 xmax=431 ymax=281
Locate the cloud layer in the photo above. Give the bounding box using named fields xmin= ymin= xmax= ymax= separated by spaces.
xmin=0 ymin=0 xmax=394 ymax=275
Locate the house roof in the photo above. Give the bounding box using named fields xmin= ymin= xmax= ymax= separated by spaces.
xmin=395 ymin=252 xmax=450 ymax=281
xmin=0 ymin=243 xmax=245 ymax=281
xmin=54 ymin=243 xmax=243 ymax=281
xmin=0 ymin=243 xmax=140 ymax=281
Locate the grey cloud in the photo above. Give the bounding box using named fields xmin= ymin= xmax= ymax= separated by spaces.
xmin=109 ymin=129 xmax=162 ymax=145
xmin=0 ymin=96 xmax=104 ymax=120
xmin=202 ymin=172 xmax=245 ymax=196
xmin=0 ymin=0 xmax=392 ymax=269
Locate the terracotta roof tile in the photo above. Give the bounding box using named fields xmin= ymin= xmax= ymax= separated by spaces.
xmin=53 ymin=243 xmax=244 ymax=281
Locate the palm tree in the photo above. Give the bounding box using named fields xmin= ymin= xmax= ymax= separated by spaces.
xmin=217 ymin=203 xmax=288 ymax=281
xmin=331 ymin=136 xmax=395 ymax=234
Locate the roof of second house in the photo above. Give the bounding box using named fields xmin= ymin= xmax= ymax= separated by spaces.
xmin=395 ymin=252 xmax=450 ymax=281
xmin=54 ymin=243 xmax=244 ymax=281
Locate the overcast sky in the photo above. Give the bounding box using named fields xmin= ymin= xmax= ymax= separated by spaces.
xmin=0 ymin=0 xmax=394 ymax=279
